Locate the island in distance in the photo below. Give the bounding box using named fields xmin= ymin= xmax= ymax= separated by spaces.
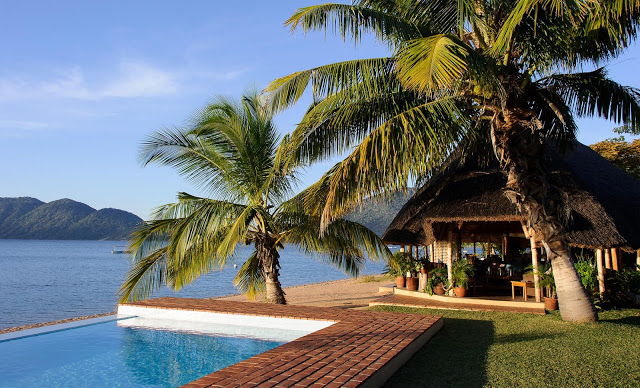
xmin=0 ymin=197 xmax=142 ymax=240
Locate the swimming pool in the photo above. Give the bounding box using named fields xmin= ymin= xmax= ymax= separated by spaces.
xmin=0 ymin=311 xmax=333 ymax=387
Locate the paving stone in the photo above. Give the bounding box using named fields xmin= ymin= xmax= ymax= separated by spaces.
xmin=124 ymin=297 xmax=441 ymax=388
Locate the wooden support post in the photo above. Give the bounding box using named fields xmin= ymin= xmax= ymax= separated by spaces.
xmin=447 ymin=224 xmax=454 ymax=296
xmin=503 ymin=233 xmax=508 ymax=260
xmin=415 ymin=245 xmax=419 ymax=259
xmin=431 ymin=243 xmax=436 ymax=263
xmin=531 ymin=241 xmax=541 ymax=302
xmin=596 ymin=249 xmax=605 ymax=297
xmin=612 ymin=248 xmax=619 ymax=271
xmin=637 ymin=249 xmax=640 ymax=270
xmin=521 ymin=221 xmax=540 ymax=302
xmin=605 ymin=249 xmax=611 ymax=270
xmin=400 ymin=245 xmax=405 ymax=253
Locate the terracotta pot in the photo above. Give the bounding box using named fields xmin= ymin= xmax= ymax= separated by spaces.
xmin=433 ymin=283 xmax=445 ymax=295
xmin=406 ymin=277 xmax=419 ymax=291
xmin=396 ymin=276 xmax=406 ymax=288
xmin=454 ymin=286 xmax=467 ymax=298
xmin=544 ymin=297 xmax=558 ymax=310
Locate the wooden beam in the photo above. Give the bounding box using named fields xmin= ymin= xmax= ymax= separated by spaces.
xmin=520 ymin=221 xmax=531 ymax=239
xmin=447 ymin=224 xmax=454 ymax=296
xmin=605 ymin=249 xmax=611 ymax=270
xmin=612 ymin=248 xmax=619 ymax=271
xmin=596 ymin=249 xmax=605 ymax=297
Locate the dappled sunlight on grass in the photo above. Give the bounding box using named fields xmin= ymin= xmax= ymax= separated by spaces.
xmin=370 ymin=306 xmax=640 ymax=387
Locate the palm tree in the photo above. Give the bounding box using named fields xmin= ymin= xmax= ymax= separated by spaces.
xmin=119 ymin=91 xmax=390 ymax=304
xmin=265 ymin=0 xmax=640 ymax=321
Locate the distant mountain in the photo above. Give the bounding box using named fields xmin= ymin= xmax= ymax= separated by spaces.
xmin=0 ymin=197 xmax=142 ymax=240
xmin=347 ymin=189 xmax=414 ymax=237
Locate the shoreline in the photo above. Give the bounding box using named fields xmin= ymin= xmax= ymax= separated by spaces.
xmin=216 ymin=275 xmax=393 ymax=308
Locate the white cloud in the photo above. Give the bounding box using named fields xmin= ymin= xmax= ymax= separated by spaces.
xmin=192 ymin=67 xmax=252 ymax=81
xmin=0 ymin=120 xmax=54 ymax=129
xmin=0 ymin=61 xmax=179 ymax=101
xmin=100 ymin=61 xmax=178 ymax=98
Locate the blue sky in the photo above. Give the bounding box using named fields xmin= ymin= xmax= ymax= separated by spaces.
xmin=1 ymin=1 xmax=638 ymax=218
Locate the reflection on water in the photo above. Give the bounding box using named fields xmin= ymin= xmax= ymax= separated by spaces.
xmin=120 ymin=326 xmax=283 ymax=387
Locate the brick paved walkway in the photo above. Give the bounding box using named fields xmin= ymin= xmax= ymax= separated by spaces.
xmin=123 ymin=298 xmax=443 ymax=387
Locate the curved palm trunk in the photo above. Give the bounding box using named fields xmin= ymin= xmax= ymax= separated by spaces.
xmin=492 ymin=106 xmax=597 ymax=322
xmin=258 ymin=239 xmax=286 ymax=304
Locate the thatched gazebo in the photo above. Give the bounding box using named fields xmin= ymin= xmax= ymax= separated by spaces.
xmin=383 ymin=142 xmax=640 ymax=300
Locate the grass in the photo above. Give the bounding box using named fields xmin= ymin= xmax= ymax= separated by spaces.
xmin=359 ymin=274 xmax=393 ymax=283
xmin=369 ymin=306 xmax=640 ymax=387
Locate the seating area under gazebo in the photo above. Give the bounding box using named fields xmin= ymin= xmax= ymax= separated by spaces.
xmin=382 ymin=142 xmax=640 ymax=307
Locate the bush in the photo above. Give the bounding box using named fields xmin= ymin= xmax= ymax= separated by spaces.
xmin=383 ymin=251 xmax=414 ymax=277
xmin=615 ymin=266 xmax=640 ymax=294
xmin=574 ymin=254 xmax=598 ymax=296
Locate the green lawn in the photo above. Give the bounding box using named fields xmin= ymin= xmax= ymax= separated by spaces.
xmin=369 ymin=306 xmax=640 ymax=387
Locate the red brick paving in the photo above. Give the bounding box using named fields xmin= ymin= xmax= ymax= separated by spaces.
xmin=123 ymin=298 xmax=442 ymax=387
xmin=369 ymin=294 xmax=546 ymax=315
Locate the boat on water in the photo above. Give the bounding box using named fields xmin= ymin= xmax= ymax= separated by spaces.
xmin=111 ymin=246 xmax=132 ymax=254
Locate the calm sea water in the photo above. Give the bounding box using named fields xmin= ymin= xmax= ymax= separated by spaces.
xmin=0 ymin=240 xmax=386 ymax=330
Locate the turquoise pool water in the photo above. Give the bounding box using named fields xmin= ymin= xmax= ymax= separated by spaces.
xmin=0 ymin=318 xmax=285 ymax=387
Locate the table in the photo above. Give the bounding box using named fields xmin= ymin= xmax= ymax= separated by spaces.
xmin=511 ymin=280 xmax=535 ymax=301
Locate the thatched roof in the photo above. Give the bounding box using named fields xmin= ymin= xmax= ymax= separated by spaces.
xmin=383 ymin=142 xmax=640 ymax=251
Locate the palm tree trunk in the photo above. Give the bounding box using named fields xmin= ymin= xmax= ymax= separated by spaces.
xmin=258 ymin=239 xmax=286 ymax=304
xmin=491 ymin=107 xmax=597 ymax=322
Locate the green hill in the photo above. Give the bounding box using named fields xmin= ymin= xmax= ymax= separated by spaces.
xmin=347 ymin=189 xmax=414 ymax=237
xmin=0 ymin=197 xmax=142 ymax=240
xmin=0 ymin=197 xmax=45 ymax=230
xmin=67 ymin=208 xmax=142 ymax=240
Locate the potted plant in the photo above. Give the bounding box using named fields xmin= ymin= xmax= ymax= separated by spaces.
xmin=419 ymin=256 xmax=430 ymax=274
xmin=529 ymin=264 xmax=558 ymax=310
xmin=451 ymin=259 xmax=475 ymax=297
xmin=405 ymin=259 xmax=422 ymax=291
xmin=425 ymin=267 xmax=449 ymax=295
xmin=383 ymin=251 xmax=412 ymax=288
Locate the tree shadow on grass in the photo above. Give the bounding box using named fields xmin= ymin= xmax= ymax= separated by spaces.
xmin=383 ymin=317 xmax=494 ymax=388
xmin=601 ymin=315 xmax=640 ymax=327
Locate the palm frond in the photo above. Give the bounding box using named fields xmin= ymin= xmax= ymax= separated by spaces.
xmin=292 ymin=88 xmax=428 ymax=164
xmin=280 ymin=214 xmax=391 ymax=277
xmin=492 ymin=0 xmax=593 ymax=57
xmin=537 ymin=68 xmax=640 ymax=131
xmin=139 ymin=127 xmax=236 ymax=197
xmin=300 ymin=97 xmax=469 ymax=227
xmin=264 ymin=58 xmax=393 ymax=113
xmin=233 ymin=250 xmax=265 ymax=300
xmin=118 ymin=247 xmax=168 ymax=303
xmin=286 ymin=3 xmax=422 ymax=46
xmin=394 ymin=34 xmax=473 ymax=92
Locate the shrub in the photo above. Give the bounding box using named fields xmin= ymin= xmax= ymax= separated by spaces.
xmin=574 ymin=254 xmax=598 ymax=296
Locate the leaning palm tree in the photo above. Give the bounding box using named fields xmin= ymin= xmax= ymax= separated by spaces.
xmin=119 ymin=91 xmax=390 ymax=304
xmin=266 ymin=0 xmax=640 ymax=321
